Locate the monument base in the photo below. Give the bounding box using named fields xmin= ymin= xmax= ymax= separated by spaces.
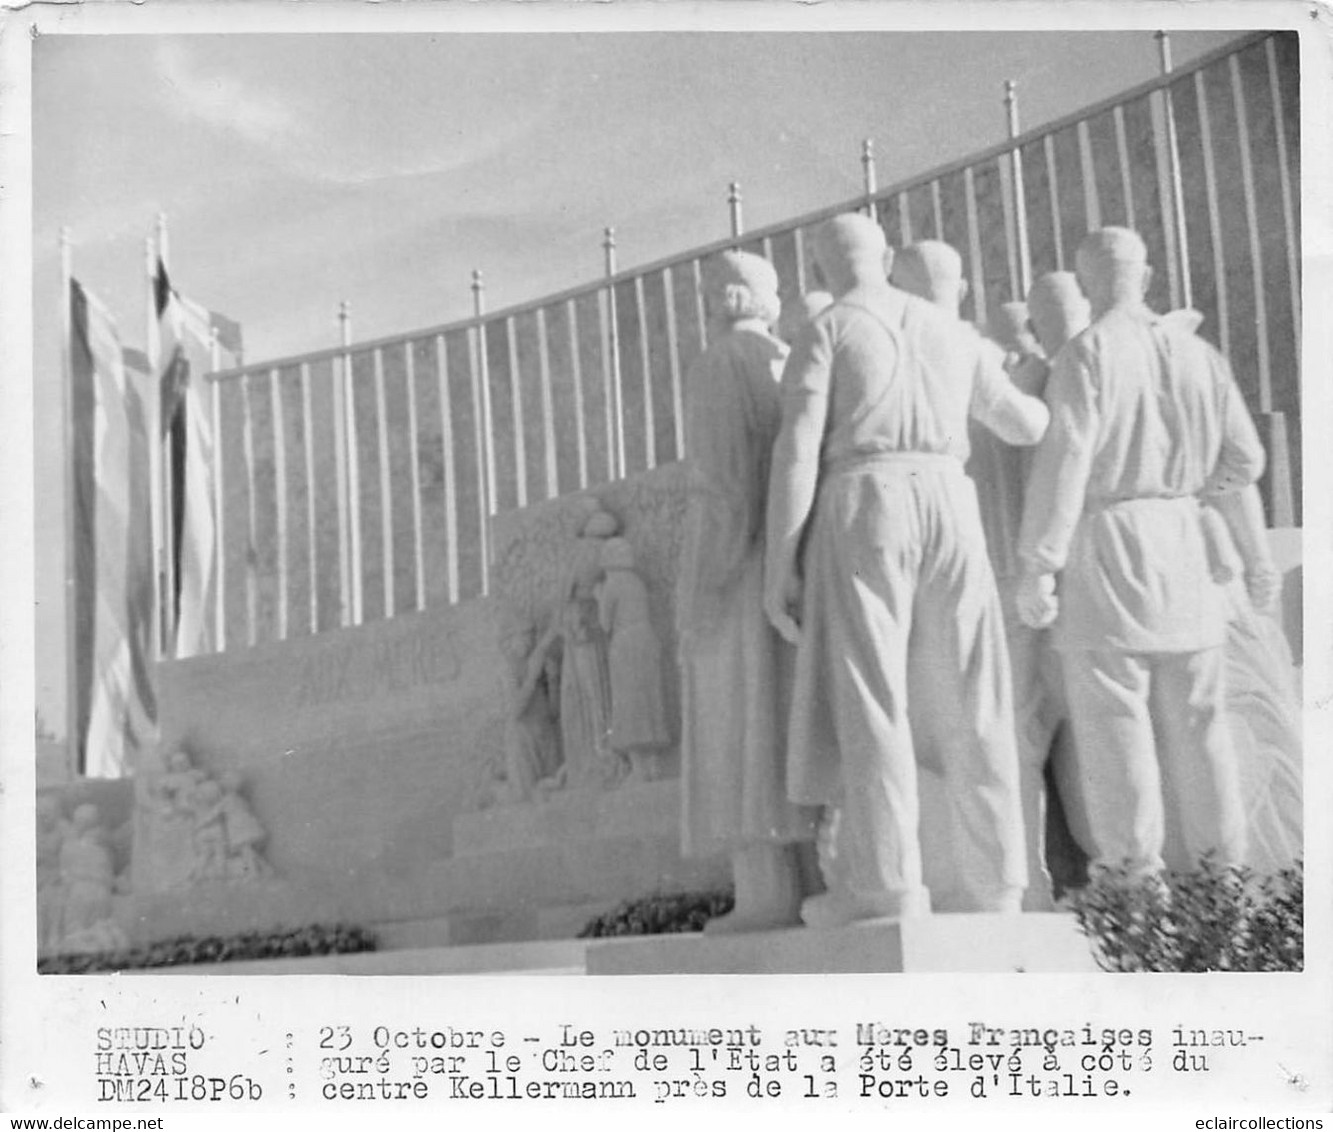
xmin=121 ymin=914 xmax=1096 ymax=975
xmin=585 ymin=914 xmax=1098 ymax=975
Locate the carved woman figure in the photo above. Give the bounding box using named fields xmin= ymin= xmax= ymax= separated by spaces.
xmin=676 ymin=251 xmax=819 ymax=933
xmin=597 ymin=538 xmax=671 ymax=782
xmin=556 ymin=573 xmax=615 ymax=788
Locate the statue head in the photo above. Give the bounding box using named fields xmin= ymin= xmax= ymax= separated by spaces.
xmin=71 ymin=803 xmax=100 ymax=832
xmin=777 ymin=290 xmax=834 ymax=344
xmin=1075 ymin=227 xmax=1151 ymax=317
xmin=812 ymin=214 xmax=891 ymax=297
xmin=991 ymin=301 xmax=1039 ymax=356
xmin=581 ymin=509 xmax=619 ymax=540
xmin=1027 ymin=271 xmax=1091 ymax=357
xmin=166 ymin=748 xmax=193 ymax=773
xmin=702 ymin=251 xmax=781 ymax=329
xmin=890 ymin=240 xmax=967 ymax=315
xmin=600 ymin=537 xmax=637 ymax=572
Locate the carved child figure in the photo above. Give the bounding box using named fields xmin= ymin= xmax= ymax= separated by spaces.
xmin=217 ymin=771 xmax=271 ymax=880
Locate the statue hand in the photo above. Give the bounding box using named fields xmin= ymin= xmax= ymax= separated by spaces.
xmin=1245 ymin=563 xmax=1281 ymax=615
xmin=1017 ymin=571 xmax=1059 ymax=630
xmin=765 ymin=566 xmax=803 ymax=645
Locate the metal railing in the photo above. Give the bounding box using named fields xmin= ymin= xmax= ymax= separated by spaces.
xmin=204 ymin=29 xmax=1300 ymax=654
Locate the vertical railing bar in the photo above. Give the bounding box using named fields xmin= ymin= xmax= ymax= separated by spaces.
xmin=662 ymin=266 xmax=685 ymax=462
xmin=371 ymin=347 xmax=395 ymax=617
xmin=1077 ymin=119 xmax=1102 ymax=231
xmin=299 ymin=361 xmax=318 ymax=634
xmin=210 ymin=370 xmax=226 ymax=652
xmin=602 ymin=230 xmax=626 ymax=480
xmin=1266 ymin=36 xmax=1300 ymax=349
xmin=566 ymin=299 xmax=589 ymax=491
xmin=269 ymin=369 xmax=289 ymax=641
xmin=1159 ymin=33 xmax=1194 ymax=309
xmin=897 ymin=191 xmax=913 ymax=244
xmin=1113 ymin=104 xmax=1137 ymax=229
xmin=240 ymin=372 xmax=259 ymax=648
xmin=691 ymin=258 xmax=708 ymax=353
xmin=999 ymin=154 xmax=1022 ymax=302
xmin=930 ymin=179 xmax=944 ymax=240
xmin=467 ymin=328 xmax=491 ymax=596
xmin=434 ymin=334 xmax=460 ymax=605
xmin=963 ymin=166 xmax=987 ymax=329
xmin=599 ymin=289 xmax=616 ymax=483
xmin=1151 ymin=91 xmax=1185 ymax=309
xmin=536 ymin=308 xmax=559 ymax=500
xmin=343 ymin=343 xmax=364 ymax=627
xmin=793 ymin=229 xmax=808 ymax=293
xmin=1044 ymin=133 xmax=1064 ymax=271
xmin=330 ymin=348 xmax=351 ymax=628
xmin=1195 ymin=69 xmax=1230 ymax=356
xmin=634 ymin=274 xmax=657 ymax=470
xmin=1005 ymin=81 xmax=1032 ymax=297
xmin=505 ymin=316 xmax=528 ymax=508
xmin=1230 ymin=55 xmax=1272 ymax=408
xmin=472 ymin=273 xmax=498 ymax=536
xmin=404 ymin=341 xmax=426 ymax=611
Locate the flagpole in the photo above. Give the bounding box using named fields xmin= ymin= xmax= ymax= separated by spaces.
xmin=145 ymin=229 xmax=166 ymax=661
xmin=60 ymin=227 xmax=80 ymax=777
xmin=155 ymin=212 xmax=179 ymax=656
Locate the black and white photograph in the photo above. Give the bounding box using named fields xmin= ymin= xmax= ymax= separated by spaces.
xmin=1 ymin=1 xmax=1328 ymax=1123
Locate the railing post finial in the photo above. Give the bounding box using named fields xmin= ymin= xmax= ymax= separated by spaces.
xmin=602 ymin=227 xmax=617 ymax=277
xmin=727 ymin=181 xmax=744 ymax=240
xmin=861 ymin=138 xmax=878 ymax=208
xmin=471 ymin=269 xmax=485 ymax=318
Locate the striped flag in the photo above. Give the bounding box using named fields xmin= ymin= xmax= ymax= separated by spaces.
xmin=69 ymin=279 xmax=158 ymax=777
xmin=152 ymin=257 xmax=241 ymax=658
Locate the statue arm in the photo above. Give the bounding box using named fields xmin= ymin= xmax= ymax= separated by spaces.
xmin=764 ymin=325 xmax=833 ymax=643
xmin=971 ymin=343 xmax=1050 ymax=446
xmin=1017 ymin=346 xmax=1099 ymax=576
xmin=1202 ymin=360 xmax=1267 ymax=498
xmin=1207 ymin=484 xmax=1280 ymax=612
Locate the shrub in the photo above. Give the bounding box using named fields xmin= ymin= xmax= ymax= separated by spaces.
xmin=578 ymin=889 xmax=735 ymax=938
xmin=1069 ymin=856 xmax=1302 ymax=973
xmin=39 ymin=922 xmax=378 ymax=974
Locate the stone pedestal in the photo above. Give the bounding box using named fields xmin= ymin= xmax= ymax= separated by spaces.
xmin=585 ymin=913 xmax=1098 ymax=975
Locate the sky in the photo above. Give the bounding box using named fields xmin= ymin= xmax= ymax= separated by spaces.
xmin=30 ymin=27 xmax=1246 ymax=736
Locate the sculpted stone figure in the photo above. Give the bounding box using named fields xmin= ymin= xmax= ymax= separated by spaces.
xmin=765 ymin=214 xmax=1048 ymax=925
xmin=677 ymin=251 xmax=818 ymax=933
xmin=1151 ymin=311 xmax=1301 ymax=872
xmin=498 ymin=622 xmax=564 ymax=803
xmin=598 ymin=537 xmax=672 ymax=783
xmin=892 ymin=242 xmax=1072 ymax=909
xmin=216 ymin=771 xmax=272 ymax=880
xmin=58 ymin=804 xmax=126 ymax=953
xmin=555 ymin=512 xmax=617 ymax=788
xmin=1016 ymin=227 xmax=1267 ymax=880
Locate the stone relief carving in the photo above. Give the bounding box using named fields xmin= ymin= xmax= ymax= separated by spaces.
xmin=139 ymin=749 xmax=273 ymax=889
xmin=37 ymin=801 xmax=129 ymax=955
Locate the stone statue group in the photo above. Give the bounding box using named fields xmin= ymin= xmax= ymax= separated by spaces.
xmin=677 ymin=213 xmax=1301 ymax=933
xmin=36 ymin=751 xmax=274 ymax=954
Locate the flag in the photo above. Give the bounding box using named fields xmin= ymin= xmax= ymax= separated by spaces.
xmin=69 ymin=279 xmax=158 ymax=777
xmin=151 ymin=257 xmax=241 ymax=658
